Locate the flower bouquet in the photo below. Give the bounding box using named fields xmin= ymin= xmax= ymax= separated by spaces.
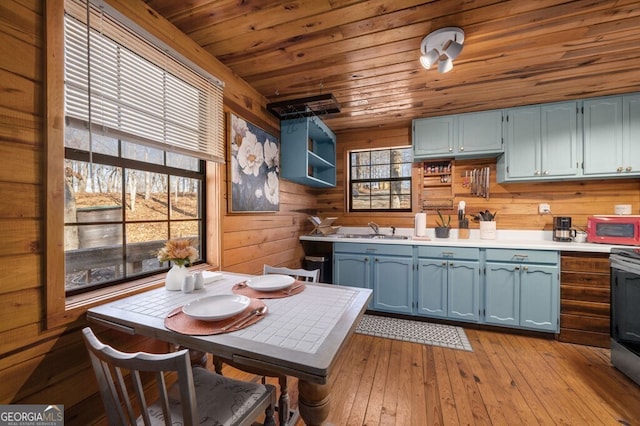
xmin=157 ymin=238 xmax=199 ymax=266
xmin=157 ymin=239 xmax=199 ymax=290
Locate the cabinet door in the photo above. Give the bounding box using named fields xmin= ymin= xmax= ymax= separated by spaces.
xmin=333 ymin=253 xmax=370 ymax=289
xmin=416 ymin=259 xmax=447 ymax=318
xmin=448 ymin=260 xmax=480 ymax=321
xmin=458 ymin=110 xmax=503 ymax=155
xmin=541 ymin=102 xmax=578 ymax=177
xmin=623 ymin=94 xmax=640 ymax=174
xmin=412 ymin=116 xmax=455 ymax=158
xmin=504 ymin=106 xmax=541 ymax=178
xmin=373 ymin=255 xmax=413 ymax=314
xmin=520 ymin=264 xmax=558 ymax=332
xmin=583 ymin=96 xmax=623 ymax=175
xmin=485 ymin=262 xmax=519 ymax=326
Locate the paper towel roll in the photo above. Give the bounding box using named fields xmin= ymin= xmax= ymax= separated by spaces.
xmin=415 ymin=213 xmax=427 ymax=237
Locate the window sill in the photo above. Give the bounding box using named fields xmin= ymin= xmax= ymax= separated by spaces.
xmin=62 ymin=264 xmax=215 ymax=323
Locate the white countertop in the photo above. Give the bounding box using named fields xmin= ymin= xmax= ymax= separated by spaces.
xmin=300 ymin=227 xmax=631 ymax=253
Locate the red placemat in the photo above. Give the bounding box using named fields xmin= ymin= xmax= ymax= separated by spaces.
xmin=232 ymin=280 xmax=306 ymax=299
xmin=165 ymin=298 xmax=266 ymax=335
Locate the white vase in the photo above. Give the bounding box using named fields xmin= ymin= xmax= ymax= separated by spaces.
xmin=165 ymin=264 xmax=187 ymax=291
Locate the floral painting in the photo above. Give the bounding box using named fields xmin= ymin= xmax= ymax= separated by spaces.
xmin=228 ymin=113 xmax=280 ymax=212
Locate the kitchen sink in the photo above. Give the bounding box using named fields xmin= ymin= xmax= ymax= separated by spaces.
xmin=341 ymin=233 xmax=410 ymax=240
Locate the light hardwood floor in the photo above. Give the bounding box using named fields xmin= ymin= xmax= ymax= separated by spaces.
xmin=222 ymin=327 xmax=640 ymax=425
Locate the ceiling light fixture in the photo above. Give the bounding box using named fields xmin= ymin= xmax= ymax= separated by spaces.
xmin=419 ymin=27 xmax=465 ymax=73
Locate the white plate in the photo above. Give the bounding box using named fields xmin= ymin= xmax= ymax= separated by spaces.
xmin=182 ymin=295 xmax=250 ymax=321
xmin=246 ymin=274 xmax=295 ymax=292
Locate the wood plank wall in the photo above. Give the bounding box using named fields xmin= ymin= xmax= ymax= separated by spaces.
xmin=0 ymin=1 xmax=313 ymax=423
xmin=318 ymin=128 xmax=640 ymax=231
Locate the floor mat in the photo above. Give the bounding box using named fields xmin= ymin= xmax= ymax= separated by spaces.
xmin=355 ymin=314 xmax=473 ymax=351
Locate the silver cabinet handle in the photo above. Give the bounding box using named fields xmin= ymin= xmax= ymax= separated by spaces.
xmin=617 ymin=166 xmax=623 ymax=172
xmin=448 ymin=147 xmax=453 ymax=152
xmin=523 ymin=266 xmax=529 ymax=271
xmin=442 ymin=261 xmax=447 ymax=266
xmin=534 ymin=170 xmax=541 ymax=176
xmin=459 ymin=146 xmax=464 ymax=152
xmin=626 ymin=166 xmax=633 ymax=172
xmin=543 ymin=170 xmax=549 ymax=175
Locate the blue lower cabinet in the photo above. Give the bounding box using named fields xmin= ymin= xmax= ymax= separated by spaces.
xmin=333 ymin=242 xmax=559 ymax=332
xmin=416 ymin=259 xmax=447 ymax=318
xmin=333 ymin=243 xmax=413 ymax=312
xmin=373 ymin=255 xmax=413 ymax=314
xmin=448 ymin=260 xmax=481 ymax=321
xmin=333 ymin=253 xmax=371 ymax=307
xmin=416 ymin=247 xmax=480 ymax=323
xmin=485 ymin=251 xmax=559 ymax=332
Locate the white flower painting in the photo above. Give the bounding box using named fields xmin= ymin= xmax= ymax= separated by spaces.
xmin=229 ymin=113 xmax=280 ymax=212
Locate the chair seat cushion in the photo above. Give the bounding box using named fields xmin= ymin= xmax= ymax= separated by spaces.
xmin=140 ymin=367 xmax=273 ymax=425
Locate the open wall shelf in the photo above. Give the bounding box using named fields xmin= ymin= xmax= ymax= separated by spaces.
xmin=280 ymin=116 xmax=336 ymax=188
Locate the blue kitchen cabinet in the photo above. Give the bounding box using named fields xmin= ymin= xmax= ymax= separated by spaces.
xmin=280 ymin=116 xmax=336 ymax=187
xmin=498 ymin=102 xmax=578 ymax=182
xmin=484 ymin=249 xmax=559 ymax=332
xmin=416 ymin=247 xmax=480 ymax=322
xmin=623 ymin=93 xmax=640 ymax=175
xmin=583 ymin=94 xmax=640 ymax=177
xmin=372 ymin=254 xmax=413 ymax=314
xmin=333 ymin=242 xmax=413 ymax=313
xmin=412 ymin=110 xmax=503 ymax=160
xmin=412 ymin=115 xmax=455 ymax=158
xmin=583 ymin=95 xmax=623 ymax=176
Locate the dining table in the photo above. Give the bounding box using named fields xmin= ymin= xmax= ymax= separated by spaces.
xmin=86 ymin=271 xmax=372 ymax=425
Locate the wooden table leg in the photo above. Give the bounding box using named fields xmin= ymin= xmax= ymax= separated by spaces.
xmin=298 ymin=381 xmax=330 ymax=426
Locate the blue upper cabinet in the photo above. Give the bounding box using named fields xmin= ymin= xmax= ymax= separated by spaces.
xmin=498 ymin=102 xmax=578 ymax=182
xmin=412 ymin=109 xmax=503 ymax=160
xmin=280 ymin=116 xmax=336 ymax=187
xmin=583 ymin=94 xmax=640 ymax=177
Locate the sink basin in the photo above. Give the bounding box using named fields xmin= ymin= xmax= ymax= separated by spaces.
xmin=341 ymin=233 xmax=410 ymax=240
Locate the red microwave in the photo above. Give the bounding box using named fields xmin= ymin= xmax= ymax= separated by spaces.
xmin=586 ymin=215 xmax=640 ymax=245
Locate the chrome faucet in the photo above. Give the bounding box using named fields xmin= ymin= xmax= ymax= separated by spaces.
xmin=368 ymin=221 xmax=380 ymax=234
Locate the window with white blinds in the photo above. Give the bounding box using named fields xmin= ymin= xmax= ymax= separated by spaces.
xmin=64 ymin=0 xmax=225 ymax=163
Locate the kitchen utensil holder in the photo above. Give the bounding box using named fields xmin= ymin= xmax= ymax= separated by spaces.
xmin=479 ymin=221 xmax=496 ymax=240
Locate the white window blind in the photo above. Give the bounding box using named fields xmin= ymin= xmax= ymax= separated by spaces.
xmin=64 ymin=0 xmax=225 ymax=163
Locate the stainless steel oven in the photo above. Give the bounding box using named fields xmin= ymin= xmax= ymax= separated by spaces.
xmin=610 ymin=248 xmax=640 ymax=386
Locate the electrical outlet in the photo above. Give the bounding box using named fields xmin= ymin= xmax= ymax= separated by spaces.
xmin=539 ymin=203 xmax=551 ymax=214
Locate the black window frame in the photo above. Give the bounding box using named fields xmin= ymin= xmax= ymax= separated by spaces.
xmin=348 ymin=147 xmax=413 ymax=212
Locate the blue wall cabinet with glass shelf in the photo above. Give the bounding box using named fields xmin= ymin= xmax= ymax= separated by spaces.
xmin=280 ymin=116 xmax=336 ymax=187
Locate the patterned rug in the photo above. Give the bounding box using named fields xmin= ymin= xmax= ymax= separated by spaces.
xmin=356 ymin=314 xmax=473 ymax=351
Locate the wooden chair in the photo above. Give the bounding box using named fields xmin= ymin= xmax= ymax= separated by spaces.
xmin=263 ymin=265 xmax=319 ymax=283
xmin=82 ymin=327 xmax=276 ymax=426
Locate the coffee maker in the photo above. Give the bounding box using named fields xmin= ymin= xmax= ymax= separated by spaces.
xmin=553 ymin=216 xmax=573 ymax=242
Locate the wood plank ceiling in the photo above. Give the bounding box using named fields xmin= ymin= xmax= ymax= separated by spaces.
xmin=144 ymin=0 xmax=640 ymax=132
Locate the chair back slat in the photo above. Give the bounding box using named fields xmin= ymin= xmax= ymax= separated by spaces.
xmin=153 ymin=371 xmax=172 ymax=426
xmin=116 ymin=366 xmax=138 ymax=425
xmin=263 ymin=265 xmax=319 ymax=282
